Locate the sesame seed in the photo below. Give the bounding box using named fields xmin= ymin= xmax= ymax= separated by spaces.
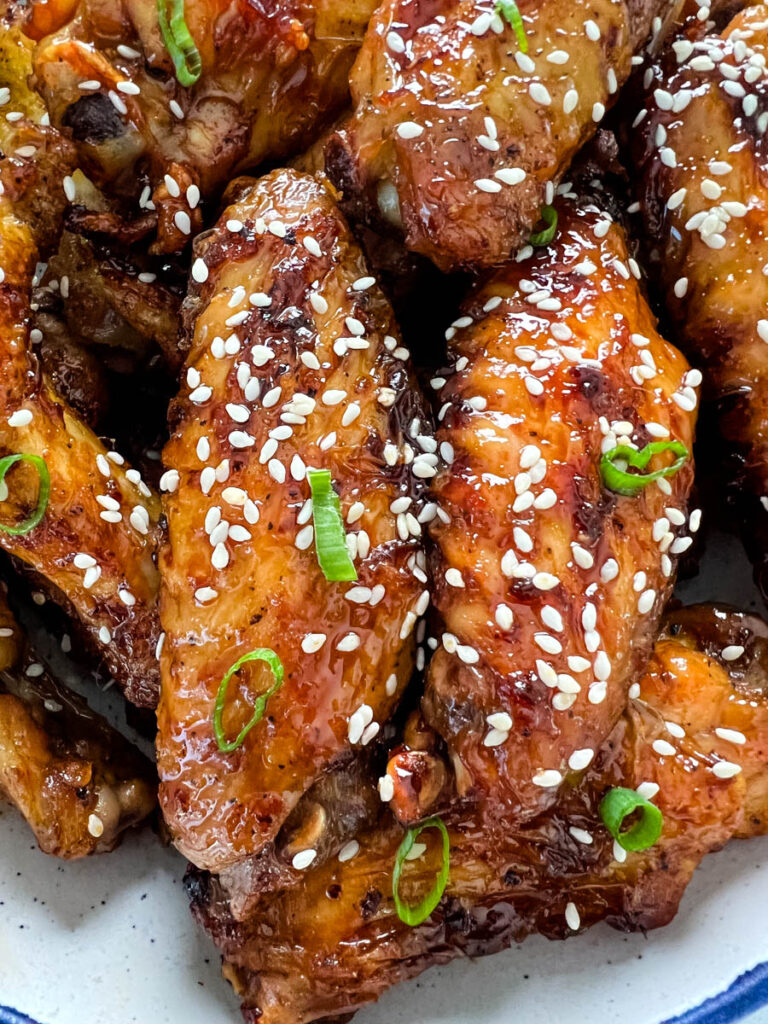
xmin=715 ymin=727 xmax=746 ymax=745
xmin=302 ymin=633 xmax=327 ymax=654
xmin=338 ymin=840 xmax=359 ymax=862
xmin=711 ymin=760 xmax=742 ymax=779
xmin=475 ymin=178 xmax=502 ymax=193
xmin=87 ymin=814 xmax=104 ymax=838
xmin=396 ymin=121 xmax=423 ymax=139
xmin=378 ymin=775 xmax=395 ymax=801
xmin=652 ymin=739 xmax=676 ymax=757
xmin=568 ymin=748 xmax=594 ymax=771
xmin=565 ymin=902 xmax=580 ymax=930
xmin=292 ymin=849 xmax=317 ymax=870
xmin=532 ymin=769 xmax=562 ymax=788
xmin=722 ymin=645 xmax=745 ymax=661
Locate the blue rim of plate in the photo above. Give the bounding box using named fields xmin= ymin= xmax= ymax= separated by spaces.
xmin=3 ymin=962 xmax=768 ymax=1024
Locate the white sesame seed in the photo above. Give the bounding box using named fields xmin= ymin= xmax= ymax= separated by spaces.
xmin=338 ymin=840 xmax=359 ymax=862
xmin=302 ymin=633 xmax=327 ymax=654
xmin=292 ymin=849 xmax=317 ymax=870
xmin=711 ymin=760 xmax=742 ymax=779
xmin=722 ymin=645 xmax=745 ymax=661
xmin=568 ymin=748 xmax=594 ymax=771
xmin=653 ymin=739 xmax=676 ymax=757
xmin=565 ymin=902 xmax=580 ymax=930
xmin=715 ymin=727 xmax=746 ymax=745
xmin=532 ymin=769 xmax=562 ymax=788
xmin=378 ymin=775 xmax=395 ymax=801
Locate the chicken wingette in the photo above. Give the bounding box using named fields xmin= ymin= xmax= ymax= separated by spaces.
xmin=188 ymin=601 xmax=768 ymax=1024
xmin=325 ymin=0 xmax=682 ymax=271
xmin=21 ymin=0 xmax=376 ymax=251
xmin=157 ymin=168 xmax=432 ymax=872
xmin=0 ymin=582 xmax=155 ymax=857
xmin=420 ymin=193 xmax=698 ymax=822
xmin=0 ymin=83 xmax=162 ymax=706
xmin=633 ymin=5 xmax=768 ymax=594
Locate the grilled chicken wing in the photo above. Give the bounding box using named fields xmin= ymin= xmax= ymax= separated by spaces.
xmin=0 ymin=582 xmax=155 ymax=857
xmin=157 ymin=168 xmax=432 ymax=872
xmin=324 ymin=0 xmax=680 ymax=272
xmin=0 ymin=104 xmax=163 ymax=706
xmin=22 ymin=0 xmax=375 ymax=252
xmin=188 ymin=602 xmax=768 ymax=1024
xmin=633 ymin=5 xmax=768 ymax=592
xmin=421 ymin=194 xmax=697 ymax=823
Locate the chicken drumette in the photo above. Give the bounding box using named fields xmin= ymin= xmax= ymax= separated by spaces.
xmin=21 ymin=0 xmax=376 ymax=251
xmin=0 ymin=582 xmax=155 ymax=857
xmin=157 ymin=168 xmax=433 ymax=872
xmin=633 ymin=5 xmax=768 ymax=592
xmin=325 ymin=0 xmax=684 ymax=271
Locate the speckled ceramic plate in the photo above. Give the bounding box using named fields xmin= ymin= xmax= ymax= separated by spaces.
xmin=2 ymin=531 xmax=768 ymax=1024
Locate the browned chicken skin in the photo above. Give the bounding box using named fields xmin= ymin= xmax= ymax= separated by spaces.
xmin=157 ymin=168 xmax=432 ymax=872
xmin=0 ymin=582 xmax=155 ymax=857
xmin=633 ymin=5 xmax=768 ymax=592
xmin=325 ymin=0 xmax=683 ymax=271
xmin=0 ymin=58 xmax=163 ymax=706
xmin=187 ymin=601 xmax=768 ymax=1024
xmin=22 ymin=0 xmax=376 ymax=251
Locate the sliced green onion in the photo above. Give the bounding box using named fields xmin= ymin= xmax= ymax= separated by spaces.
xmin=529 ymin=205 xmax=558 ymax=246
xmin=600 ymin=440 xmax=689 ymax=497
xmin=213 ymin=648 xmax=284 ymax=753
xmin=393 ymin=816 xmax=450 ymax=926
xmin=494 ymin=0 xmax=527 ymax=51
xmin=599 ymin=786 xmax=663 ymax=852
xmin=0 ymin=454 xmax=50 ymax=536
xmin=307 ymin=469 xmax=358 ymax=582
xmin=157 ymin=0 xmax=202 ymax=87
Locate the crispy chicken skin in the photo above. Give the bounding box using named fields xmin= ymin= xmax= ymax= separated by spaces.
xmin=422 ymin=195 xmax=697 ymax=823
xmin=157 ymin=168 xmax=432 ymax=872
xmin=0 ymin=583 xmax=155 ymax=857
xmin=22 ymin=0 xmax=375 ymax=251
xmin=324 ymin=0 xmax=679 ymax=272
xmin=0 ymin=108 xmax=163 ymax=706
xmin=188 ymin=602 xmax=768 ymax=1024
xmin=633 ymin=6 xmax=768 ymax=591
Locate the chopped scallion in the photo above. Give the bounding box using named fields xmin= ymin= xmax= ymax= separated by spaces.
xmin=307 ymin=469 xmax=358 ymax=582
xmin=393 ymin=816 xmax=450 ymax=926
xmin=599 ymin=786 xmax=663 ymax=852
xmin=600 ymin=440 xmax=688 ymax=496
xmin=0 ymin=453 xmax=50 ymax=535
xmin=529 ymin=205 xmax=558 ymax=246
xmin=157 ymin=0 xmax=202 ymax=87
xmin=213 ymin=648 xmax=284 ymax=753
xmin=494 ymin=0 xmax=527 ymax=52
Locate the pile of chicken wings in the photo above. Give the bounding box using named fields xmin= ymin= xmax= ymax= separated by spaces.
xmin=2 ymin=0 xmax=768 ymax=1020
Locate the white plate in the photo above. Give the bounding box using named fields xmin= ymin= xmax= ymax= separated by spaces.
xmin=1 ymin=530 xmax=767 ymax=1024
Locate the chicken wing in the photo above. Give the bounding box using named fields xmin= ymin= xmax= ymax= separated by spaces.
xmin=187 ymin=602 xmax=768 ymax=1024
xmin=633 ymin=5 xmax=768 ymax=593
xmin=157 ymin=168 xmax=432 ymax=872
xmin=0 ymin=582 xmax=155 ymax=857
xmin=422 ymin=193 xmax=697 ymax=823
xmin=324 ymin=0 xmax=681 ymax=272
xmin=22 ymin=0 xmax=375 ymax=252
xmin=0 ymin=107 xmax=163 ymax=706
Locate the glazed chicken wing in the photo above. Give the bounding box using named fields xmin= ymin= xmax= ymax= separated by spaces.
xmin=420 ymin=193 xmax=697 ymax=823
xmin=22 ymin=0 xmax=375 ymax=252
xmin=0 ymin=582 xmax=155 ymax=857
xmin=0 ymin=99 xmax=162 ymax=706
xmin=187 ymin=601 xmax=768 ymax=1024
xmin=633 ymin=5 xmax=768 ymax=593
xmin=157 ymin=168 xmax=432 ymax=872
xmin=324 ymin=0 xmax=681 ymax=272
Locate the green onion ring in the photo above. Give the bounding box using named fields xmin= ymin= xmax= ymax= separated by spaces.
xmin=600 ymin=440 xmax=689 ymax=497
xmin=599 ymin=786 xmax=663 ymax=852
xmin=529 ymin=205 xmax=558 ymax=246
xmin=393 ymin=816 xmax=450 ymax=926
xmin=494 ymin=0 xmax=528 ymax=52
xmin=0 ymin=453 xmax=50 ymax=536
xmin=157 ymin=0 xmax=202 ymax=87
xmin=213 ymin=648 xmax=284 ymax=753
xmin=307 ymin=469 xmax=358 ymax=582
